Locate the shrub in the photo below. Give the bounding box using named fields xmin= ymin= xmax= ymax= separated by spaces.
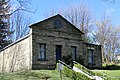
xmin=93 ymin=71 xmax=112 ymax=80
xmin=63 ymin=55 xmax=74 ymax=68
xmin=63 ymin=66 xmax=91 ymax=80
xmin=74 ymin=63 xmax=112 ymax=80
xmin=62 ymin=66 xmax=73 ymax=78
xmin=105 ymin=65 xmax=120 ymax=70
xmin=74 ymin=63 xmax=95 ymax=76
xmin=76 ymin=55 xmax=84 ymax=66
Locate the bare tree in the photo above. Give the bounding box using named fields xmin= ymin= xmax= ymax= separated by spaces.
xmin=7 ymin=0 xmax=34 ymax=41
xmin=9 ymin=0 xmax=35 ymax=16
xmin=95 ymin=16 xmax=120 ymax=64
xmin=10 ymin=11 xmax=31 ymax=41
xmin=95 ymin=17 xmax=112 ymax=63
xmin=108 ymin=27 xmax=120 ymax=62
xmin=0 ymin=0 xmax=34 ymax=44
xmin=1 ymin=0 xmax=34 ymax=17
xmin=45 ymin=4 xmax=93 ymax=42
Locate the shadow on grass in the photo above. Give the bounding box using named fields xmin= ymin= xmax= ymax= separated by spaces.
xmin=102 ymin=65 xmax=120 ymax=70
xmin=104 ymin=65 xmax=120 ymax=70
xmin=91 ymin=64 xmax=120 ymax=70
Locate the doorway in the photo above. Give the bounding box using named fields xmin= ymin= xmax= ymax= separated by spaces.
xmin=56 ymin=45 xmax=62 ymax=62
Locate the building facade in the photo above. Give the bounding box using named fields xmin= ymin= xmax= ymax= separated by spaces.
xmin=0 ymin=14 xmax=102 ymax=73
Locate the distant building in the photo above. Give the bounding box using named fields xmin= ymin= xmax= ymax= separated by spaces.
xmin=0 ymin=14 xmax=102 ymax=73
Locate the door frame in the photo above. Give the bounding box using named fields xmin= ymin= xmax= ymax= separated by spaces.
xmin=56 ymin=45 xmax=62 ymax=62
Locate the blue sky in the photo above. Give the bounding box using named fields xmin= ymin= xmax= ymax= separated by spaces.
xmin=29 ymin=0 xmax=120 ymax=26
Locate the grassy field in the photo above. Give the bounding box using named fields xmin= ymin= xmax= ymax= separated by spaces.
xmin=100 ymin=70 xmax=120 ymax=77
xmin=0 ymin=70 xmax=72 ymax=80
xmin=0 ymin=65 xmax=120 ymax=80
xmin=92 ymin=70 xmax=120 ymax=80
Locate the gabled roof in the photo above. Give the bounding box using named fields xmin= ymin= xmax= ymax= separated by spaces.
xmin=29 ymin=14 xmax=84 ymax=34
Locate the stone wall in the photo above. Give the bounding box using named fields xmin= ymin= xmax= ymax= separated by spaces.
xmin=31 ymin=15 xmax=102 ymax=69
xmin=31 ymin=15 xmax=84 ymax=69
xmin=32 ymin=29 xmax=83 ymax=69
xmin=0 ymin=15 xmax=102 ymax=72
xmin=0 ymin=34 xmax=32 ymax=73
xmin=83 ymin=43 xmax=102 ymax=68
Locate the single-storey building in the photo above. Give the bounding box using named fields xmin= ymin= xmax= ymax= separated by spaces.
xmin=0 ymin=14 xmax=102 ymax=73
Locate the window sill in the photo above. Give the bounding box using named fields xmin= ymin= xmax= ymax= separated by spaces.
xmin=37 ymin=59 xmax=48 ymax=61
xmin=88 ymin=63 xmax=95 ymax=65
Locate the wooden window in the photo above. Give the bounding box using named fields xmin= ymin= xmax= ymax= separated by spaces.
xmin=71 ymin=46 xmax=77 ymax=61
xmin=39 ymin=43 xmax=46 ymax=60
xmin=88 ymin=49 xmax=94 ymax=64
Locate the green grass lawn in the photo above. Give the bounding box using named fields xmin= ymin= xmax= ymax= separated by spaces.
xmin=0 ymin=64 xmax=120 ymax=80
xmin=100 ymin=70 xmax=120 ymax=77
xmin=0 ymin=70 xmax=72 ymax=80
xmin=74 ymin=62 xmax=120 ymax=80
xmin=92 ymin=70 xmax=120 ymax=80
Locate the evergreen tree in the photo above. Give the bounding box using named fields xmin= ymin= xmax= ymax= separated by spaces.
xmin=0 ymin=0 xmax=13 ymax=49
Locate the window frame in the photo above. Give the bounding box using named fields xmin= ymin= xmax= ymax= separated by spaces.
xmin=88 ymin=49 xmax=94 ymax=64
xmin=39 ymin=43 xmax=46 ymax=60
xmin=71 ymin=46 xmax=77 ymax=61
